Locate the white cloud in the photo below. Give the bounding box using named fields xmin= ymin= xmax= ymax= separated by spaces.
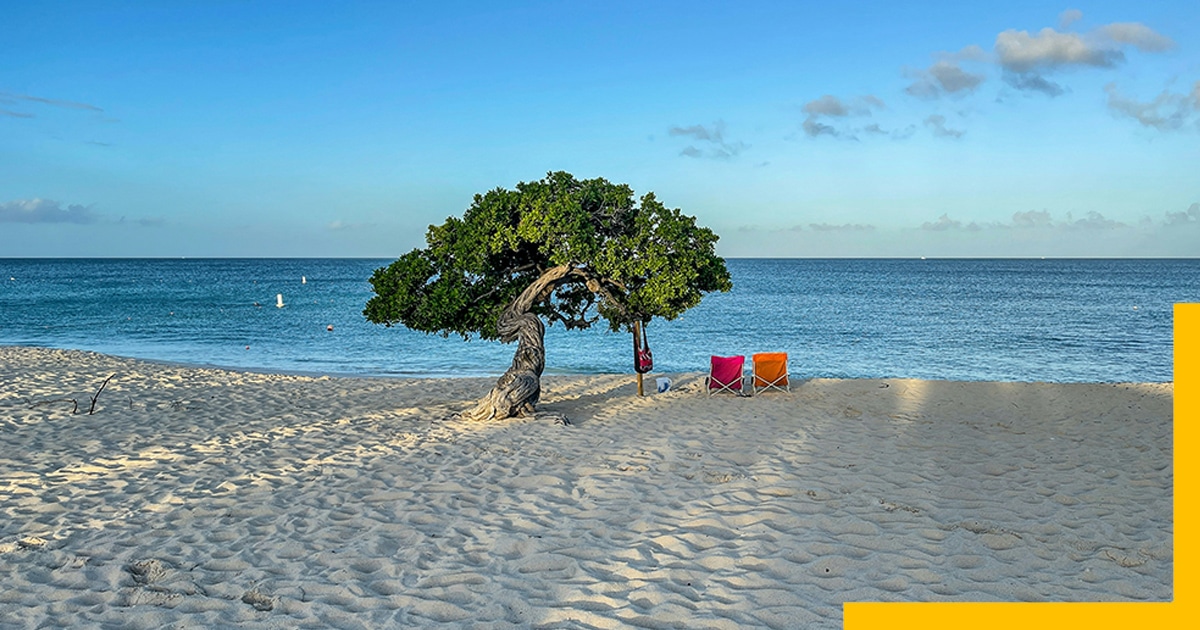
xmin=922 ymin=214 xmax=973 ymax=231
xmin=0 ymin=91 xmax=103 ymax=112
xmin=669 ymin=123 xmax=719 ymax=141
xmin=1163 ymin=203 xmax=1200 ymax=226
xmin=1063 ymin=211 xmax=1127 ymax=230
xmin=943 ymin=44 xmax=989 ymax=63
xmin=803 ymin=95 xmax=850 ymax=117
xmin=1059 ymin=9 xmax=1083 ymax=30
xmin=920 ymin=209 xmax=1146 ymax=233
xmin=1011 ymin=210 xmax=1053 ymax=228
xmin=1098 ymin=23 xmax=1175 ymax=52
xmin=0 ymin=199 xmax=99 ymax=224
xmin=993 ymin=21 xmax=1174 ymax=97
xmin=993 ymin=20 xmax=1171 ymax=75
xmin=668 ymin=120 xmax=749 ymax=159
xmin=861 ymin=95 xmax=887 ymax=109
xmin=995 ymin=28 xmax=1121 ymax=73
xmin=808 ymin=223 xmax=875 ymax=232
xmin=924 ymin=114 xmax=964 ymax=138
xmin=905 ymin=46 xmax=989 ymax=100
xmin=802 ymin=117 xmax=840 ymax=138
xmin=325 ymin=220 xmax=381 ymax=232
xmin=906 ymin=62 xmax=987 ymax=99
xmin=1003 ymin=73 xmax=1066 ymax=96
xmin=799 ymin=94 xmax=885 ymax=139
xmin=929 ymin=61 xmax=986 ymax=93
xmin=801 ymin=94 xmax=886 ymax=117
xmin=1104 ymin=82 xmax=1199 ymax=131
xmin=894 ymin=15 xmax=1177 ymax=104
xmin=723 ymin=206 xmax=1199 ymax=257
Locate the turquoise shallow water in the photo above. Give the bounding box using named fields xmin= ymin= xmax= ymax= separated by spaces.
xmin=0 ymin=258 xmax=1195 ymax=382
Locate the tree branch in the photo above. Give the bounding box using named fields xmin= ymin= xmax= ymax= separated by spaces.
xmin=469 ymin=263 xmax=544 ymax=305
xmin=89 ymin=374 xmax=115 ymax=415
xmin=565 ymin=267 xmax=629 ymax=317
xmin=544 ymin=305 xmax=599 ymax=329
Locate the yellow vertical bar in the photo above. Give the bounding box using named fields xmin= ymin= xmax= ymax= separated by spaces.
xmin=1177 ymin=303 xmax=1197 ymax=605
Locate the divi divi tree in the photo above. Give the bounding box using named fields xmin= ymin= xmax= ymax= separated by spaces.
xmin=364 ymin=172 xmax=732 ymax=421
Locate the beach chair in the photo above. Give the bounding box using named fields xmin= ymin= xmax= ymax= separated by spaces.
xmin=751 ymin=352 xmax=790 ymax=395
xmin=706 ymin=355 xmax=745 ymax=396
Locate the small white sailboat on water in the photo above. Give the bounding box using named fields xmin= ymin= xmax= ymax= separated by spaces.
xmin=276 ymin=293 xmax=285 ymax=308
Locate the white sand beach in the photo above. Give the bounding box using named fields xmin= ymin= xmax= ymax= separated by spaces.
xmin=0 ymin=346 xmax=1173 ymax=628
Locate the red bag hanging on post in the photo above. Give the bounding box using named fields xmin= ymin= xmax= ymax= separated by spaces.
xmin=635 ymin=321 xmax=653 ymax=374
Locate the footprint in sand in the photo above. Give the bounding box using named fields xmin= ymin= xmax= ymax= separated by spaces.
xmin=125 ymin=557 xmax=204 ymax=598
xmin=241 ymin=589 xmax=276 ymax=611
xmin=126 ymin=558 xmax=171 ymax=585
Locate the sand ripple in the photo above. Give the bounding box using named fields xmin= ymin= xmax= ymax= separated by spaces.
xmin=0 ymin=346 xmax=1173 ymax=628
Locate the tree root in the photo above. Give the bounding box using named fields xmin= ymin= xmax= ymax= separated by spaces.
xmin=28 ymin=398 xmax=80 ymax=414
xmin=537 ymin=411 xmax=572 ymax=426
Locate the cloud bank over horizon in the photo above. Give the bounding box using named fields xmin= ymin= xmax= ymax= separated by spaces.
xmin=721 ymin=203 xmax=1200 ymax=258
xmin=721 ymin=203 xmax=1200 ymax=257
xmin=0 ymin=199 xmax=99 ymax=224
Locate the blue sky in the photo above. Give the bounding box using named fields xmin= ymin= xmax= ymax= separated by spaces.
xmin=2 ymin=0 xmax=1198 ymax=257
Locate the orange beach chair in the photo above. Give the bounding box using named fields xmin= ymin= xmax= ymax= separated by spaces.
xmin=751 ymin=352 xmax=790 ymax=395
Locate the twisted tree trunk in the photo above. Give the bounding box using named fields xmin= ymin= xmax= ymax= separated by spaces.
xmin=460 ymin=265 xmax=573 ymax=422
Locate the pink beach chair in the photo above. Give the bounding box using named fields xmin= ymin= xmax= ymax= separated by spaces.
xmin=706 ymin=355 xmax=745 ymax=396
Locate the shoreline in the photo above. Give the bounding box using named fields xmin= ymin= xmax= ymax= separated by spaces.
xmin=0 ymin=343 xmax=1174 ymax=385
xmin=0 ymin=346 xmax=1174 ymax=627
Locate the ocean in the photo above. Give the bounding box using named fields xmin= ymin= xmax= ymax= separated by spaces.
xmin=0 ymin=258 xmax=1195 ymax=383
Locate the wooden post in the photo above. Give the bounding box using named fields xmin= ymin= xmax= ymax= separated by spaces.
xmin=634 ymin=320 xmax=644 ymax=397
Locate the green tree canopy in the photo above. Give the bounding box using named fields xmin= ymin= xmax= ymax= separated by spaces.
xmin=364 ymin=171 xmax=732 ymax=340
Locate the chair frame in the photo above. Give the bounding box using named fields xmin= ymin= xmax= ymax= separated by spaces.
xmin=706 ymin=356 xmax=746 ymax=397
xmin=750 ymin=353 xmax=790 ymax=395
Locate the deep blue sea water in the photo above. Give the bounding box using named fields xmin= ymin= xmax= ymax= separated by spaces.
xmin=1 ymin=258 xmax=1195 ymax=382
